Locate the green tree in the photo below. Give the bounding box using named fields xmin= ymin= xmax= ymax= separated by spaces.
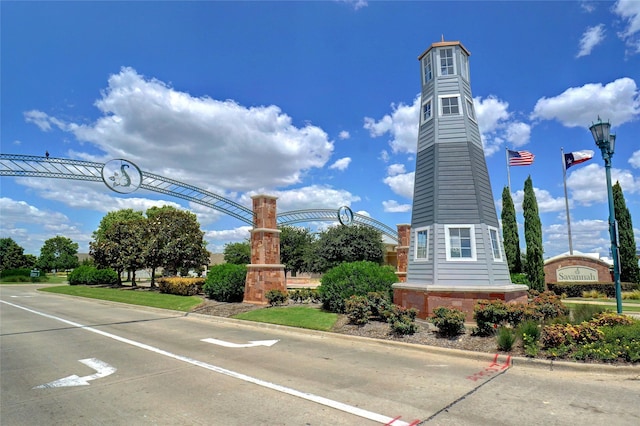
xmin=522 ymin=176 xmax=545 ymax=291
xmin=90 ymin=219 xmax=146 ymax=286
xmin=613 ymin=182 xmax=639 ymax=283
xmin=501 ymin=186 xmax=523 ymax=273
xmin=93 ymin=209 xmax=145 ymax=283
xmin=37 ymin=236 xmax=79 ymax=272
xmin=146 ymin=208 xmax=209 ymax=277
xmin=0 ymin=238 xmax=30 ymax=270
xmin=92 ymin=209 xmax=145 ymax=242
xmin=279 ymin=225 xmax=314 ymax=277
xmin=309 ymin=224 xmax=385 ymax=273
xmin=223 ymin=242 xmax=251 ymax=265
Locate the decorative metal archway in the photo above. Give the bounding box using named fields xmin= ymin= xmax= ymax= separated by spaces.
xmin=0 ymin=153 xmax=398 ymax=243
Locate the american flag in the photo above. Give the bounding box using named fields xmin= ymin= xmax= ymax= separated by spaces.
xmin=507 ymin=149 xmax=534 ymax=166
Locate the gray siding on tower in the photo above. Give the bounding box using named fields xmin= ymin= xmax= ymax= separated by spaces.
xmin=406 ymin=40 xmax=512 ymax=288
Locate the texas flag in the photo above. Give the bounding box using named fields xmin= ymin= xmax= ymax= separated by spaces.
xmin=564 ymin=150 xmax=594 ymax=169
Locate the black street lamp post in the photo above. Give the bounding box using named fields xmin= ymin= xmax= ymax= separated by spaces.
xmin=589 ymin=117 xmax=622 ymax=314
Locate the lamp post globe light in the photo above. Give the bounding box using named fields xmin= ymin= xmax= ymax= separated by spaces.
xmin=589 ymin=117 xmax=622 ymax=314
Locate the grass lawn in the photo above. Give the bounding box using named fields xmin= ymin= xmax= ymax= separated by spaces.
xmin=0 ymin=275 xmax=69 ymax=285
xmin=39 ymin=285 xmax=202 ymax=312
xmin=233 ymin=306 xmax=338 ymax=331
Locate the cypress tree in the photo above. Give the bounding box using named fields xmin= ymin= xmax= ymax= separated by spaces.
xmin=501 ymin=186 xmax=522 ymax=273
xmin=612 ymin=182 xmax=639 ymax=283
xmin=522 ymin=176 xmax=545 ymax=291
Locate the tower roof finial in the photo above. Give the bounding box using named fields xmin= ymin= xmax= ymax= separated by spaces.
xmin=441 ymin=34 xmax=445 ymax=42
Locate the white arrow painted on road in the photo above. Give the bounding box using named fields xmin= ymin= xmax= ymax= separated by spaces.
xmin=201 ymin=338 xmax=279 ymax=348
xmin=34 ymin=358 xmax=116 ymax=389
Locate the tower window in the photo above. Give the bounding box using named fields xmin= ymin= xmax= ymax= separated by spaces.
xmin=440 ymin=95 xmax=461 ymax=116
xmin=421 ymin=98 xmax=433 ymax=123
xmin=460 ymin=53 xmax=469 ymax=80
xmin=440 ymin=48 xmax=454 ymax=75
xmin=488 ymin=226 xmax=502 ymax=261
xmin=415 ymin=227 xmax=429 ymax=260
xmin=445 ymin=225 xmax=476 ymax=261
xmin=423 ymin=54 xmax=432 ymax=83
xmin=466 ymin=97 xmax=476 ymax=121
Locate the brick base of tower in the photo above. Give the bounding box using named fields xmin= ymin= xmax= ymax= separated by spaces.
xmin=393 ymin=283 xmax=528 ymax=321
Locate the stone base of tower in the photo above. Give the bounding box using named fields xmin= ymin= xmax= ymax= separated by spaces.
xmin=393 ymin=283 xmax=529 ymax=321
xmin=244 ymin=264 xmax=286 ymax=305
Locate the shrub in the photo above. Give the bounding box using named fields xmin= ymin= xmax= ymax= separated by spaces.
xmin=496 ymin=326 xmax=517 ymax=352
xmin=528 ymin=291 xmax=569 ymax=322
xmin=0 ymin=268 xmax=32 ymax=278
xmin=366 ymin=292 xmax=392 ymax=320
xmin=68 ymin=265 xmax=118 ymax=285
xmin=203 ymin=264 xmax=247 ymax=302
xmin=510 ymin=273 xmax=529 ymax=285
xmin=518 ymin=320 xmax=541 ymax=357
xmin=265 ymin=289 xmax=288 ymax=306
xmin=571 ymin=304 xmax=606 ymax=324
xmin=431 ymin=306 xmax=466 ymax=337
xmin=473 ymin=300 xmax=509 ymax=336
xmin=622 ymin=290 xmax=640 ymax=300
xmin=345 ymin=295 xmax=372 ymax=325
xmin=317 ymin=261 xmax=397 ymax=313
xmin=288 ymin=288 xmax=320 ymax=304
xmin=589 ymin=312 xmax=635 ymax=327
xmin=157 ymin=277 xmax=204 ymax=296
xmin=386 ymin=305 xmax=418 ymax=335
xmin=547 ymin=282 xmax=637 ymax=298
xmin=581 ymin=289 xmax=606 ymax=299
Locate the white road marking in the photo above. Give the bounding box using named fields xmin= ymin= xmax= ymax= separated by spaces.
xmin=201 ymin=337 xmax=279 ymax=348
xmin=1 ymin=300 xmax=411 ymax=426
xmin=34 ymin=358 xmax=116 ymax=388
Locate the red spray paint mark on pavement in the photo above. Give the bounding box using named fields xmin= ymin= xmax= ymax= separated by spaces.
xmin=466 ymin=354 xmax=511 ymax=382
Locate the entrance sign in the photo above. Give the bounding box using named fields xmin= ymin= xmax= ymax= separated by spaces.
xmin=337 ymin=206 xmax=354 ymax=226
xmin=556 ymin=266 xmax=598 ymax=282
xmin=101 ymin=159 xmax=142 ymax=194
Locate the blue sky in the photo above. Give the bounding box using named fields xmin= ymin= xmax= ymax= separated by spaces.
xmin=1 ymin=1 xmax=639 ymax=261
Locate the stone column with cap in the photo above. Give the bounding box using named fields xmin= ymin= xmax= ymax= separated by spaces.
xmin=244 ymin=194 xmax=286 ymax=304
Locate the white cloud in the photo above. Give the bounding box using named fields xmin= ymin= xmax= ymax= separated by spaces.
xmin=576 ymin=24 xmax=606 ymax=57
xmin=338 ymin=130 xmax=350 ymax=139
xmin=336 ymin=0 xmax=368 ymax=10
xmin=474 ymin=96 xmax=531 ymax=156
xmin=364 ymin=95 xmax=420 ymax=154
xmin=386 ymin=163 xmax=406 ymax=176
xmin=379 ymin=150 xmax=390 ymax=162
xmin=580 ymin=1 xmax=596 ymax=13
xmin=630 ymin=150 xmax=640 ymax=167
xmin=511 ymin=187 xmax=565 ymax=213
xmin=26 ymin=67 xmax=334 ymax=193
xmin=531 ymin=77 xmax=640 ymax=127
xmin=544 ymin=219 xmax=609 ymax=258
xmin=613 ymin=0 xmax=640 ymax=54
xmin=329 ymin=157 xmax=352 ymax=171
xmin=0 ymin=197 xmax=90 ymax=255
xmin=566 ymin=162 xmax=640 ymax=205
xmin=382 ymin=200 xmax=411 ymax=213
xmin=383 ymin=172 xmax=414 ymax=199
xmin=240 ymin=185 xmax=360 ymax=212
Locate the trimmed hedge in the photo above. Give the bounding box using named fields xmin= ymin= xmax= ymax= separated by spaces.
xmin=547 ymin=282 xmax=639 ymax=298
xmin=68 ymin=266 xmax=118 ymax=285
xmin=203 ymin=264 xmax=247 ymax=302
xmin=157 ymin=277 xmax=204 ymax=296
xmin=317 ymin=261 xmax=397 ymax=313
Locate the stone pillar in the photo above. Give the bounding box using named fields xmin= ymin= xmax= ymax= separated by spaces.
xmin=243 ymin=195 xmax=286 ymax=304
xmin=395 ymin=224 xmax=411 ymax=282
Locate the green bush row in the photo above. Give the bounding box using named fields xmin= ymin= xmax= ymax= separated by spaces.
xmin=547 ymin=282 xmax=639 ymax=298
xmin=68 ymin=265 xmax=118 ymax=285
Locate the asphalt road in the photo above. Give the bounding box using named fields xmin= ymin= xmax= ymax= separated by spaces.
xmin=1 ymin=284 xmax=639 ymax=426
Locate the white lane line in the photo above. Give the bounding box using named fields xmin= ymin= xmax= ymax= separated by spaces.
xmin=1 ymin=300 xmax=411 ymax=426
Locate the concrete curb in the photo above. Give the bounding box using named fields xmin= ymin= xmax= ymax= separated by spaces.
xmin=184 ymin=311 xmax=640 ymax=376
xmin=35 ymin=289 xmax=640 ymax=376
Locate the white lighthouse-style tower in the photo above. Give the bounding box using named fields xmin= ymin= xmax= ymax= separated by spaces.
xmin=393 ymin=39 xmax=528 ymax=319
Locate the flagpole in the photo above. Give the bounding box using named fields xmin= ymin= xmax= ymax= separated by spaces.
xmin=561 ymin=147 xmax=573 ymax=255
xmin=506 ymin=148 xmax=511 ymax=191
